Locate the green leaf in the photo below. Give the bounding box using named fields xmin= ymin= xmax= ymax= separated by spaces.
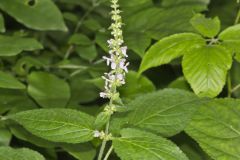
xmin=190 ymin=14 xmax=220 ymax=38
xmin=0 ymin=147 xmax=45 ymax=160
xmin=0 ymin=127 xmax=11 ymax=146
xmin=76 ymin=44 xmax=97 ymax=62
xmin=10 ymin=125 xmax=56 ymax=148
xmin=27 ymin=72 xmax=71 ymax=108
xmin=185 ymin=99 xmax=240 ymax=160
xmin=168 ymin=77 xmax=190 ymax=91
xmin=0 ymin=13 xmax=5 ymax=33
xmin=62 ymin=143 xmax=96 ymax=160
xmin=219 ymin=24 xmax=240 ymax=55
xmin=68 ymin=34 xmax=92 ymax=46
xmin=0 ymin=71 xmax=25 ymax=89
xmin=113 ymin=128 xmax=189 ymax=160
xmin=0 ymin=35 xmax=43 ymax=56
xmin=139 ymin=33 xmax=204 ymax=74
xmin=182 ymin=45 xmax=232 ymax=97
xmin=119 ymin=71 xmax=155 ymax=98
xmin=0 ymin=0 xmax=67 ymax=31
xmin=236 ymin=53 xmax=240 ymax=62
xmin=9 ymin=109 xmax=95 ymax=143
xmin=94 ymin=112 xmax=111 ymax=129
xmin=124 ymin=32 xmax=151 ymax=57
xmin=116 ymin=89 xmax=201 ymax=137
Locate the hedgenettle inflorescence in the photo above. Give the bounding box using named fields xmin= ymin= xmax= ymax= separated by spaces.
xmin=100 ymin=0 xmax=129 ymax=100
xmin=93 ymin=0 xmax=128 ymax=140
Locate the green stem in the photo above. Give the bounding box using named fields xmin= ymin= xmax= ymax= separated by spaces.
xmin=232 ymin=84 xmax=240 ymax=93
xmin=97 ymin=122 xmax=110 ymax=160
xmin=103 ymin=145 xmax=113 ymax=160
xmin=227 ymin=73 xmax=232 ymax=97
xmin=227 ymin=2 xmax=240 ymax=97
xmin=64 ymin=1 xmax=99 ymax=59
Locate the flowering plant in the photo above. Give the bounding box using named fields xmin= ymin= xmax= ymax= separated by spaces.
xmin=0 ymin=0 xmax=240 ymax=160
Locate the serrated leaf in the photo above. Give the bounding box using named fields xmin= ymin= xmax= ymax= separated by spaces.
xmin=0 ymin=35 xmax=43 ymax=56
xmin=0 ymin=147 xmax=45 ymax=160
xmin=219 ymin=24 xmax=240 ymax=56
xmin=113 ymin=89 xmax=202 ymax=137
xmin=0 ymin=0 xmax=67 ymax=31
xmin=190 ymin=14 xmax=220 ymax=38
xmin=0 ymin=13 xmax=5 ymax=33
xmin=139 ymin=33 xmax=204 ymax=74
xmin=27 ymin=72 xmax=70 ymax=108
xmin=182 ymin=45 xmax=232 ymax=97
xmin=9 ymin=109 xmax=95 ymax=143
xmin=185 ymin=99 xmax=240 ymax=160
xmin=0 ymin=71 xmax=25 ymax=89
xmin=113 ymin=128 xmax=189 ymax=160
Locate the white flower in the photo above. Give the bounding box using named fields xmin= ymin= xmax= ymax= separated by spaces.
xmin=100 ymin=0 xmax=128 ymax=99
xmin=93 ymin=130 xmax=101 ymax=137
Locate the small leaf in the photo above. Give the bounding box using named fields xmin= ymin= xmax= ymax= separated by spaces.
xmin=68 ymin=34 xmax=92 ymax=46
xmin=0 ymin=0 xmax=67 ymax=31
xmin=0 ymin=71 xmax=25 ymax=89
xmin=27 ymin=72 xmax=71 ymax=108
xmin=182 ymin=45 xmax=232 ymax=97
xmin=76 ymin=44 xmax=97 ymax=62
xmin=119 ymin=71 xmax=156 ymax=98
xmin=113 ymin=128 xmax=189 ymax=160
xmin=0 ymin=13 xmax=5 ymax=33
xmin=0 ymin=35 xmax=43 ymax=56
xmin=0 ymin=127 xmax=11 ymax=146
xmin=219 ymin=24 xmax=240 ymax=55
xmin=124 ymin=32 xmax=151 ymax=57
xmin=139 ymin=33 xmax=204 ymax=74
xmin=113 ymin=89 xmax=202 ymax=137
xmin=9 ymin=109 xmax=95 ymax=143
xmin=185 ymin=99 xmax=240 ymax=160
xmin=190 ymin=14 xmax=220 ymax=38
xmin=0 ymin=147 xmax=45 ymax=160
xmin=94 ymin=112 xmax=111 ymax=129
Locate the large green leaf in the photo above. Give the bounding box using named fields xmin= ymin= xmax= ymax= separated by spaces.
xmin=27 ymin=72 xmax=71 ymax=108
xmin=113 ymin=128 xmax=189 ymax=160
xmin=9 ymin=109 xmax=95 ymax=143
xmin=10 ymin=125 xmax=56 ymax=148
xmin=0 ymin=0 xmax=67 ymax=31
xmin=0 ymin=71 xmax=25 ymax=89
xmin=62 ymin=143 xmax=96 ymax=160
xmin=139 ymin=33 xmax=204 ymax=74
xmin=182 ymin=45 xmax=232 ymax=97
xmin=185 ymin=99 xmax=240 ymax=160
xmin=0 ymin=13 xmax=5 ymax=32
xmin=0 ymin=147 xmax=45 ymax=160
xmin=219 ymin=24 xmax=240 ymax=60
xmin=190 ymin=14 xmax=220 ymax=38
xmin=113 ymin=89 xmax=202 ymax=137
xmin=0 ymin=35 xmax=43 ymax=56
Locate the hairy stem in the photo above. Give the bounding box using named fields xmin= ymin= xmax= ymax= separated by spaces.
xmin=97 ymin=122 xmax=110 ymax=160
